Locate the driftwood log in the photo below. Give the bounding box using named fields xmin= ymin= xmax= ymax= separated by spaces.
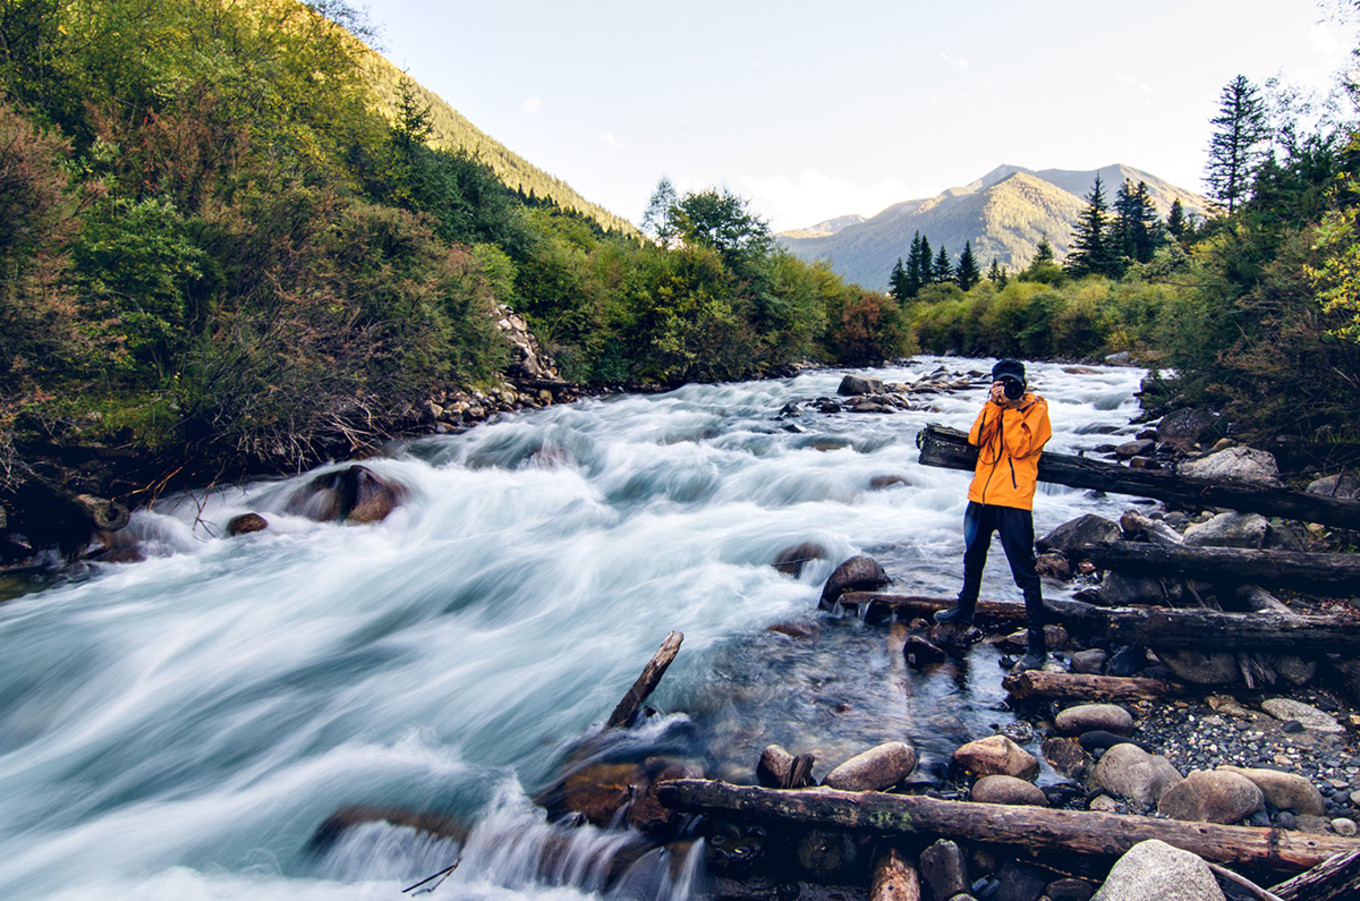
xmin=1083 ymin=540 xmax=1360 ymax=594
xmin=870 ymin=846 xmax=921 ymax=901
xmin=916 ymin=424 xmax=1360 ymax=531
xmin=1271 ymin=849 xmax=1360 ymax=901
xmin=607 ymin=631 xmax=684 ymax=728
xmin=833 ymin=593 xmax=1360 ymax=655
xmin=1002 ymin=670 xmax=1187 ymax=702
xmin=657 ymin=780 xmax=1360 ymax=872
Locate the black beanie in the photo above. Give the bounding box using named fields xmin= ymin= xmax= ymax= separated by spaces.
xmin=992 ymin=359 xmax=1026 ymax=383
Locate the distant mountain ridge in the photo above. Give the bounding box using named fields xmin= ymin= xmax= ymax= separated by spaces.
xmin=361 ymin=52 xmax=637 ymax=236
xmin=777 ymin=164 xmax=1211 ymax=290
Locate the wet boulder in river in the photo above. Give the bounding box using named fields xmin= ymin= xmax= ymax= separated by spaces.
xmin=226 ymin=513 xmax=268 ymax=536
xmin=818 ymin=555 xmax=889 ymax=609
xmin=822 ymin=741 xmax=917 ymax=792
xmin=837 ymin=375 xmax=885 ymax=396
xmin=772 ymin=541 xmax=827 ymax=577
xmin=287 ymin=465 xmax=406 ymax=524
xmin=1036 ymin=514 xmax=1121 ymax=560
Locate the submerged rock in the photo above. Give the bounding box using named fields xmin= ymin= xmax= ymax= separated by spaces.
xmin=287 ymin=464 xmax=407 ymax=524
xmin=772 ymin=542 xmax=828 ymax=577
xmin=226 ymin=513 xmax=268 ymax=536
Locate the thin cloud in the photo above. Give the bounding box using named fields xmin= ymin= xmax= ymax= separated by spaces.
xmin=599 ymin=133 xmax=621 ymax=148
xmin=940 ymin=50 xmax=968 ymax=69
xmin=521 ymin=97 xmax=542 ymax=114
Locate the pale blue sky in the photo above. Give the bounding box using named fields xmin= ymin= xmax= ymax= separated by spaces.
xmin=363 ymin=1 xmax=1357 ymax=231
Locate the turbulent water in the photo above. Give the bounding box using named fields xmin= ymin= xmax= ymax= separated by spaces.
xmin=0 ymin=357 xmax=1144 ymax=900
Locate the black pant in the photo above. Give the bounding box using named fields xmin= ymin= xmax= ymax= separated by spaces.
xmin=958 ymin=501 xmax=1044 ymax=638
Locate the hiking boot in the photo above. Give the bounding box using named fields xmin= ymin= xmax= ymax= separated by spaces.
xmin=1011 ymin=649 xmax=1048 ymax=673
xmin=933 ymin=605 xmax=974 ymax=626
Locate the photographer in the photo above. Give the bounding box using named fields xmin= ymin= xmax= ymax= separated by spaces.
xmin=934 ymin=359 xmax=1053 ymax=672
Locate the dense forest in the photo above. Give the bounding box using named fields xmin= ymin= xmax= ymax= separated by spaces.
xmin=895 ymin=68 xmax=1360 ymax=445
xmin=0 ymin=0 xmax=903 ymax=493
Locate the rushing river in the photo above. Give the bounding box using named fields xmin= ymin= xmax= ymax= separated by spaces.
xmin=0 ymin=357 xmax=1144 ymax=900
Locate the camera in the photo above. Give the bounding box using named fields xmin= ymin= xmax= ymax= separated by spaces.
xmin=1000 ymin=376 xmax=1025 ymax=400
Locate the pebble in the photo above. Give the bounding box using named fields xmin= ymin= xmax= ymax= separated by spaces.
xmin=1334 ymin=818 xmax=1358 ymax=836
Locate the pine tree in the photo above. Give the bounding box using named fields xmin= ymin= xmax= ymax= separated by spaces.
xmin=1167 ymin=197 xmax=1188 ymax=241
xmin=932 ymin=246 xmax=952 ymax=284
xmin=1032 ymin=236 xmax=1054 ymax=266
xmin=1066 ymin=174 xmax=1116 ymax=278
xmin=1112 ymin=180 xmax=1161 ymax=271
xmin=910 ymin=234 xmax=933 ymax=291
xmin=987 ymin=258 xmax=1007 ymax=286
xmin=889 ymin=257 xmax=909 ymax=302
xmin=642 ymin=176 xmax=678 ymax=246
xmin=955 ymin=240 xmax=981 ymax=290
xmin=1205 ymin=74 xmax=1270 ymax=215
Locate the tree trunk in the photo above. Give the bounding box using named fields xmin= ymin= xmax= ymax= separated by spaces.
xmin=607 ymin=631 xmax=683 ymax=728
xmin=836 ymin=592 xmax=1029 ymax=623
xmin=1271 ymin=849 xmax=1360 ymax=901
xmin=871 ymin=846 xmax=921 ymax=901
xmin=1062 ymin=599 xmax=1360 ymax=654
xmin=916 ymin=424 xmax=1360 ymax=531
xmin=1083 ymin=540 xmax=1360 ymax=594
xmin=657 ymin=780 xmax=1360 ymax=872
xmin=1002 ymin=670 xmax=1186 ymax=702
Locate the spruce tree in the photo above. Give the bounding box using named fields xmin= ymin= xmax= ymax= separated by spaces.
xmin=889 ymin=258 xmax=909 ymax=302
xmin=912 ymin=234 xmax=933 ymax=289
xmin=903 ymin=232 xmax=927 ymax=298
xmin=1205 ymin=74 xmax=1269 ymax=214
xmin=1066 ymin=174 xmax=1116 ymax=278
xmin=1032 ymin=235 xmax=1054 ymax=267
xmin=955 ymin=240 xmax=981 ymax=290
xmin=1167 ymin=197 xmax=1187 ymax=241
xmin=987 ymin=258 xmax=1007 ymax=286
xmin=932 ymin=246 xmax=952 ymax=284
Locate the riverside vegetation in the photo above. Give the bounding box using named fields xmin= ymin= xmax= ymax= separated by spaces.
xmin=0 ymin=0 xmax=907 ymax=520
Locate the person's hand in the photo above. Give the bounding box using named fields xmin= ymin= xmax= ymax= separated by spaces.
xmin=989 ymin=381 xmax=1008 ymax=406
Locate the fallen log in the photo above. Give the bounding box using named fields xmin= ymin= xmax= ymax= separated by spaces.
xmin=1084 ymin=541 xmax=1360 ymax=594
xmin=1271 ymin=849 xmax=1360 ymax=901
xmin=1062 ymin=598 xmax=1360 ymax=654
xmin=916 ymin=424 xmax=1360 ymax=531
xmin=607 ymin=631 xmax=684 ymax=728
xmin=657 ymin=780 xmax=1360 ymax=872
xmin=836 ymin=592 xmax=1029 ymax=623
xmin=1003 ymin=670 xmax=1187 ymax=702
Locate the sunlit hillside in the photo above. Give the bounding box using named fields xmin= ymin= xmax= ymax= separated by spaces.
xmin=362 ymin=53 xmax=637 ymax=236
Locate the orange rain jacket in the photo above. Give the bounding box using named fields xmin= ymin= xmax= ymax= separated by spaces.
xmin=966 ymin=393 xmax=1053 ymax=510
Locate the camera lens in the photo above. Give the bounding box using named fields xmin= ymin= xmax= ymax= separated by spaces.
xmin=1003 ymin=377 xmax=1024 ymax=400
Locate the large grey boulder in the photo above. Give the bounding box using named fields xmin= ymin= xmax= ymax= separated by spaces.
xmin=1155 ymin=648 xmax=1239 ymax=684
xmin=1183 ymin=512 xmax=1270 ymax=549
xmin=1307 ymin=473 xmax=1360 ymax=498
xmin=1037 ymin=514 xmax=1122 ymax=559
xmin=1089 ymin=743 xmax=1183 ymax=810
xmin=1156 ymin=408 xmax=1222 ymax=451
xmin=838 ymin=374 xmax=885 ymax=396
xmin=1091 ymin=840 xmax=1225 ymax=901
xmin=1179 ymin=446 xmax=1282 ymax=486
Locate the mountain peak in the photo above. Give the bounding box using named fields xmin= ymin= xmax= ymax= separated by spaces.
xmin=776 ymin=164 xmax=1210 ymax=290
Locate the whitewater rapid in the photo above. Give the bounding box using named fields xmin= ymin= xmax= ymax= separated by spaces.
xmin=0 ymin=357 xmax=1144 ymax=899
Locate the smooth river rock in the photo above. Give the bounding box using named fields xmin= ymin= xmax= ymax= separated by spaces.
xmin=1215 ymin=765 xmax=1325 ymax=816
xmin=1054 ymin=703 xmax=1134 ymax=736
xmin=1157 ymin=770 xmax=1264 ymax=824
xmin=971 ymin=774 xmax=1049 ymax=807
xmin=1092 ymin=839 xmax=1226 ymax=901
xmin=822 ymin=741 xmax=917 ymax=792
xmin=1089 ymin=743 xmax=1182 ymax=810
xmin=952 ymin=734 xmax=1038 ymax=780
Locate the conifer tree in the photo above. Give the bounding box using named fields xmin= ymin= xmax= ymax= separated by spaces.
xmin=908 ymin=233 xmax=932 ymax=292
xmin=889 ymin=257 xmax=909 ymax=302
xmin=1205 ymin=74 xmax=1269 ymax=215
xmin=987 ymin=258 xmax=1007 ymax=286
xmin=1066 ymin=174 xmax=1116 ymax=278
xmin=1167 ymin=197 xmax=1188 ymax=241
xmin=932 ymin=246 xmax=952 ymax=284
xmin=955 ymin=240 xmax=981 ymax=290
